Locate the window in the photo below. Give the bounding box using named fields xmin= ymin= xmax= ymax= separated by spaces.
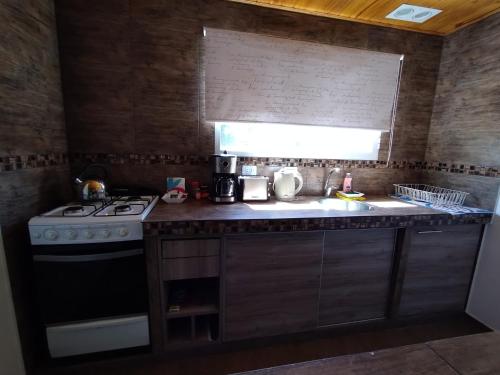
xmin=215 ymin=122 xmax=383 ymax=160
xmin=206 ymin=29 xmax=403 ymax=161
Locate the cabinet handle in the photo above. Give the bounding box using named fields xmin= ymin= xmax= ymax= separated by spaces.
xmin=416 ymin=230 xmax=443 ymax=234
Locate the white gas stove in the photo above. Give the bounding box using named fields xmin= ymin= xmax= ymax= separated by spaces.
xmin=29 ymin=195 xmax=158 ymax=358
xmin=28 ymin=195 xmax=159 ymax=245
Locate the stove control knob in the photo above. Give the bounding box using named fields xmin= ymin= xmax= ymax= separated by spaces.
xmin=117 ymin=227 xmax=129 ymax=237
xmin=100 ymin=229 xmax=111 ymax=238
xmin=44 ymin=229 xmax=58 ymax=241
xmin=65 ymin=229 xmax=78 ymax=240
xmin=83 ymin=230 xmax=94 ymax=239
xmin=33 ymin=232 xmax=42 ymax=239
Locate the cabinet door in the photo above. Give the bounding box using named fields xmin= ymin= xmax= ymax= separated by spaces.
xmin=398 ymin=225 xmax=482 ymax=316
xmin=319 ymin=229 xmax=395 ymax=326
xmin=223 ymin=232 xmax=323 ymax=341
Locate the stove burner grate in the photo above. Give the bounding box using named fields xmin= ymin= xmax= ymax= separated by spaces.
xmin=126 ymin=196 xmax=143 ymax=201
xmin=111 ymin=196 xmax=153 ymax=205
xmin=97 ymin=203 xmax=147 ymax=216
xmin=62 ymin=205 xmax=93 ymax=216
xmin=65 ymin=205 xmax=84 ymax=212
xmin=114 ymin=204 xmax=132 ymax=213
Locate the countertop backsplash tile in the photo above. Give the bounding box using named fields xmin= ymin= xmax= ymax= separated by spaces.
xmin=65 ymin=152 xmax=499 ymax=209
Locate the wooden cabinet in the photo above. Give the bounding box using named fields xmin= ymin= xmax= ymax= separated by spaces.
xmin=319 ymin=229 xmax=396 ymax=326
xmin=397 ymin=225 xmax=482 ymax=316
xmin=159 ymin=239 xmax=222 ymax=349
xmin=147 ymin=223 xmax=485 ymax=352
xmin=161 ymin=239 xmax=220 ymax=281
xmin=161 ymin=257 xmax=219 ymax=280
xmin=223 ymin=232 xmax=323 ymax=341
xmin=161 ymin=239 xmax=220 ymax=259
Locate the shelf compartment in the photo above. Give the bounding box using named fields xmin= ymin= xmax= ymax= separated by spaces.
xmin=195 ymin=314 xmax=219 ymax=342
xmin=165 ymin=314 xmax=219 ymax=347
xmin=162 ymin=256 xmax=219 ymax=281
xmin=166 ymin=317 xmax=192 ymax=345
xmin=165 ymin=277 xmax=219 ymax=314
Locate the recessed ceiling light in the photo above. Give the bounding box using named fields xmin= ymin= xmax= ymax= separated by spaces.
xmin=386 ymin=4 xmax=442 ymax=24
xmin=395 ymin=7 xmax=413 ymax=17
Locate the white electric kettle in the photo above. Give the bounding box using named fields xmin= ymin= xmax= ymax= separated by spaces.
xmin=273 ymin=167 xmax=303 ymax=201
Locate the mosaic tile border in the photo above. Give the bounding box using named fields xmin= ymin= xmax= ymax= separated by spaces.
xmin=143 ymin=213 xmax=492 ymax=236
xmin=69 ymin=153 xmax=210 ymax=166
xmin=423 ymin=161 xmax=499 ymax=177
xmin=0 ymin=153 xmax=68 ymax=172
xmin=69 ymin=153 xmax=411 ymax=169
xmin=3 ymin=153 xmax=496 ymax=178
xmin=69 ymin=153 xmax=499 ymax=178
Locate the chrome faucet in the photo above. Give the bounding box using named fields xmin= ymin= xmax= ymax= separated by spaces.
xmin=324 ymin=168 xmax=341 ymax=197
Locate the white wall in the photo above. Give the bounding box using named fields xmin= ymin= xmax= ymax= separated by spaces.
xmin=0 ymin=229 xmax=26 ymax=375
xmin=467 ymin=186 xmax=500 ymax=330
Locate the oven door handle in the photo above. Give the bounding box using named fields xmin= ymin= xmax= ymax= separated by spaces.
xmin=33 ymin=248 xmax=144 ymax=263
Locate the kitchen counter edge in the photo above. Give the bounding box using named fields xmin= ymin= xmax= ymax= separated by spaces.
xmin=143 ymin=197 xmax=492 ymax=236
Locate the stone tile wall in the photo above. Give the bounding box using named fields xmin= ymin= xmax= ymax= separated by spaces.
xmin=423 ymin=12 xmax=500 ymax=209
xmin=0 ymin=0 xmax=72 ymax=368
xmin=55 ymin=0 xmax=443 ymax=196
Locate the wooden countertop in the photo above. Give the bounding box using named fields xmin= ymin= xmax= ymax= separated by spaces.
xmin=145 ymin=196 xmax=441 ymax=223
xmin=143 ymin=196 xmax=491 ymax=236
xmin=232 ymin=331 xmax=500 ymax=375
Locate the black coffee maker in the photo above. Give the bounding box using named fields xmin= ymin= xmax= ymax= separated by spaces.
xmin=209 ymin=152 xmax=238 ymax=203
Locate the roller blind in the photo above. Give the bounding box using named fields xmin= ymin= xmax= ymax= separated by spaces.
xmin=203 ymin=27 xmax=403 ymax=131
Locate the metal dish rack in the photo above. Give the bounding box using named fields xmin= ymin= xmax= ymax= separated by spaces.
xmin=393 ymin=184 xmax=469 ymax=206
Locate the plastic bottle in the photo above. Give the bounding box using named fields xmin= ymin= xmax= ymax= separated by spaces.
xmin=343 ymin=173 xmax=353 ymax=193
xmin=189 ymin=180 xmax=201 ymax=200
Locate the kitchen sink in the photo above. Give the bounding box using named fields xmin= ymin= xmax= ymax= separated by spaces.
xmin=315 ymin=198 xmax=374 ymax=211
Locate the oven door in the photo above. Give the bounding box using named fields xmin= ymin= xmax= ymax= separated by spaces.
xmin=33 ymin=240 xmax=148 ymax=324
xmin=33 ymin=240 xmax=150 ymax=357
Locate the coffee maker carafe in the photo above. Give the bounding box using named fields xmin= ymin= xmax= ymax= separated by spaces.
xmin=209 ymin=153 xmax=238 ymax=203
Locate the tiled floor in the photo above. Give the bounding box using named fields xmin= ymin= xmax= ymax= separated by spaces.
xmin=36 ymin=314 xmax=489 ymax=375
xmin=235 ymin=331 xmax=500 ymax=375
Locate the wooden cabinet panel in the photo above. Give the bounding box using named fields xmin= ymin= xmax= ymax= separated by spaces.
xmin=223 ymin=232 xmax=323 ymax=341
xmin=319 ymin=229 xmax=395 ymax=326
xmin=398 ymin=225 xmax=482 ymax=316
xmin=162 ymin=257 xmax=219 ymax=280
xmin=144 ymin=236 xmax=164 ymax=353
xmin=161 ymin=239 xmax=220 ymax=258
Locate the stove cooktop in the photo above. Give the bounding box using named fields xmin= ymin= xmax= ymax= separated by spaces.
xmin=40 ymin=196 xmax=156 ymax=218
xmin=28 ymin=195 xmax=159 ymax=245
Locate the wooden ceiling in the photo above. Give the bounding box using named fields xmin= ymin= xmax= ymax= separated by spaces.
xmin=228 ymin=0 xmax=500 ymax=35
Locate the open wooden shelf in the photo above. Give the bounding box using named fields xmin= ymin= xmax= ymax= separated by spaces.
xmin=166 ymin=304 xmax=218 ymax=319
xmin=165 ymin=313 xmax=219 ymax=348
xmin=163 ymin=277 xmax=220 ymax=348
